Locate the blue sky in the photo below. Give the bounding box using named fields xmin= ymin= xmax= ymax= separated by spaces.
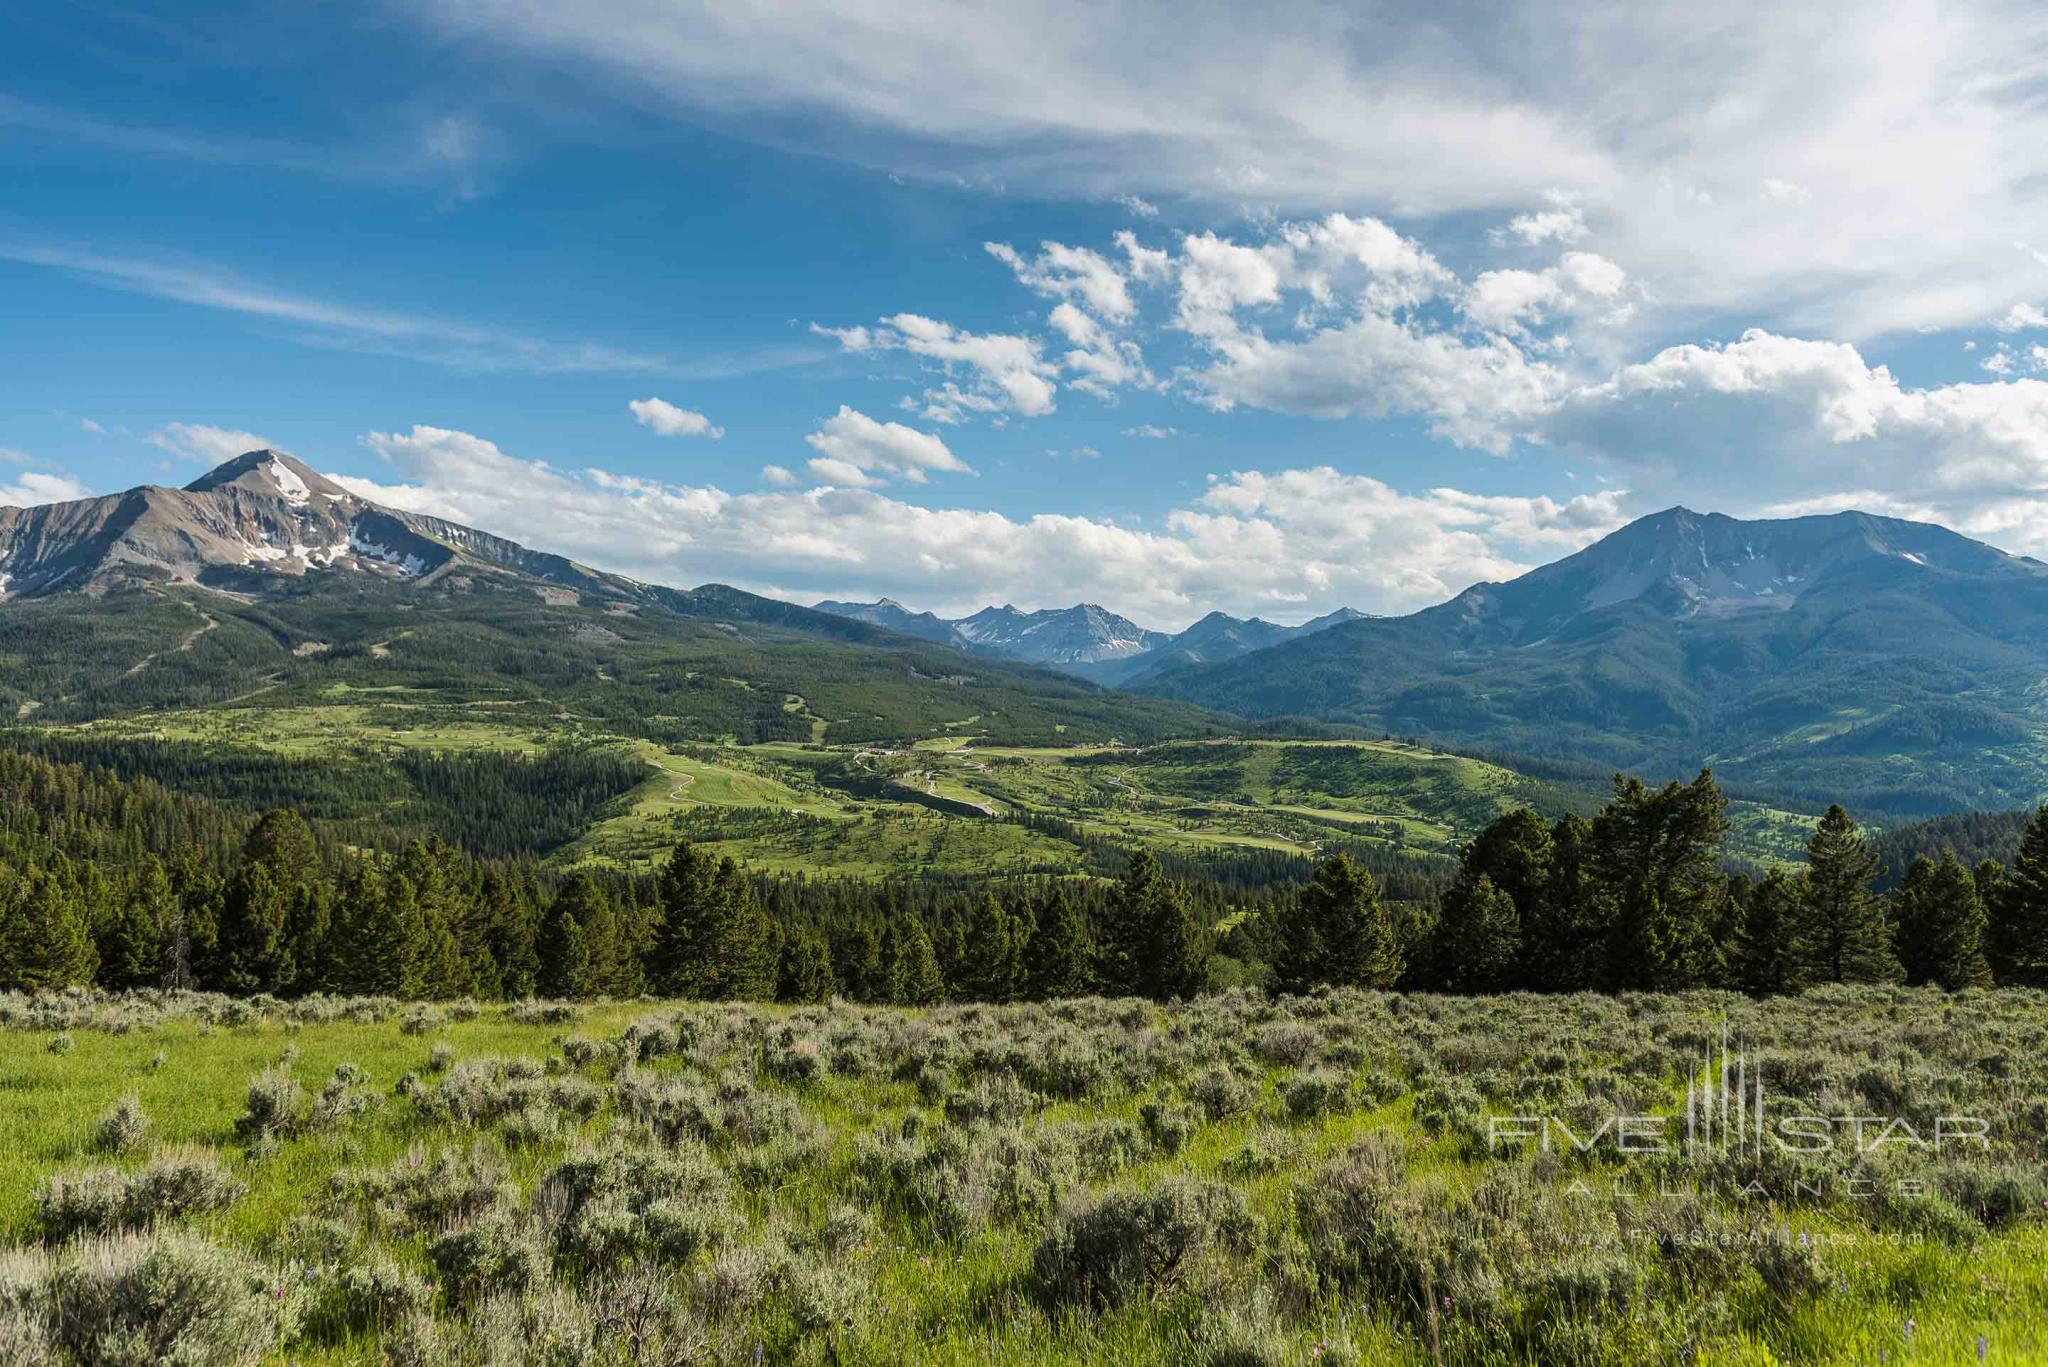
xmin=8 ymin=1 xmax=2048 ymax=627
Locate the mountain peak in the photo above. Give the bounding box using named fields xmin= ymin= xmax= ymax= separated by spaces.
xmin=183 ymin=449 xmax=352 ymax=503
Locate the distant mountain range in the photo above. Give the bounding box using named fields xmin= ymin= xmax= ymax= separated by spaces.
xmin=812 ymin=597 xmax=1367 ymax=683
xmin=12 ymin=453 xmax=2048 ymax=820
xmin=0 ymin=450 xmax=1208 ymax=747
xmin=1141 ymin=506 xmax=2048 ymax=816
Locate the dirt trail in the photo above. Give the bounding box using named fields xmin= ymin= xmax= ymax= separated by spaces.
xmin=123 ymin=609 xmax=218 ymax=677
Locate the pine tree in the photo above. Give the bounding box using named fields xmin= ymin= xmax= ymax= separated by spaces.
xmin=1100 ymin=850 xmax=1205 ymax=999
xmin=537 ymin=874 xmax=597 ymax=998
xmin=1435 ymin=874 xmax=1519 ymax=993
xmin=836 ymin=919 xmax=886 ymax=1002
xmin=404 ymin=898 xmax=469 ymax=1000
xmin=284 ymin=882 xmax=334 ymax=996
xmin=1734 ymin=866 xmax=1806 ymax=995
xmin=1594 ymin=771 xmax=1730 ymax=990
xmin=1304 ymin=854 xmax=1401 ymax=989
xmin=98 ymin=858 xmax=170 ymax=990
xmin=1988 ymin=807 xmax=2048 ymax=986
xmin=778 ymin=931 xmax=836 ymax=1003
xmin=215 ymin=862 xmax=295 ymax=993
xmin=891 ymin=918 xmax=946 ymax=1005
xmin=396 ymin=842 xmax=472 ymax=999
xmin=1023 ymin=887 xmax=1093 ymax=999
xmin=0 ymin=868 xmax=99 ymax=991
xmin=1893 ymin=851 xmax=1993 ymax=989
xmin=648 ymin=841 xmax=718 ymax=996
xmin=330 ymin=867 xmax=401 ymax=996
xmin=244 ymin=809 xmax=319 ymax=886
xmin=1799 ymin=804 xmax=1898 ymax=983
xmin=954 ymin=894 xmax=1020 ymax=1001
xmin=479 ymin=869 xmax=539 ymax=999
xmin=162 ymin=850 xmax=218 ymax=990
xmin=648 ymin=843 xmax=773 ymax=999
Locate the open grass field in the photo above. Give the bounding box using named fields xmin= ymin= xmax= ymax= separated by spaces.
xmin=17 ymin=706 xmax=1825 ymax=881
xmin=0 ymin=987 xmax=2044 ymax=1365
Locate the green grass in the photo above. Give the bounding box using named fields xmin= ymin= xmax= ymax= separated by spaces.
xmin=3 ymin=988 xmax=2044 ymax=1365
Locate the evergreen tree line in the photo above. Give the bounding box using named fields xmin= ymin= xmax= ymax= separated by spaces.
xmin=0 ymin=731 xmax=646 ymax=861
xmin=3 ymin=747 xmax=2045 ymax=1002
xmin=1406 ymin=771 xmax=2048 ymax=993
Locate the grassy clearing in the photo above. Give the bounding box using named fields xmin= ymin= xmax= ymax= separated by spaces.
xmin=20 ymin=711 xmax=1822 ymax=879
xmin=0 ymin=987 xmax=2043 ymax=1365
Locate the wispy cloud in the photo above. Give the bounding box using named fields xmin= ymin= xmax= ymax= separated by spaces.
xmin=150 ymin=423 xmax=276 ymax=465
xmin=0 ymin=93 xmax=493 ymax=199
xmin=0 ymin=241 xmax=825 ymax=379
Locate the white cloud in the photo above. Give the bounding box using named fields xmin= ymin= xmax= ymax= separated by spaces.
xmin=1123 ymin=424 xmax=1177 ymax=439
xmin=1116 ymin=194 xmax=1159 ymax=218
xmin=1 ymin=242 xmax=812 ymax=379
xmin=1545 ymin=329 xmax=2048 ymax=551
xmin=79 ymin=418 xmax=104 ymax=434
xmin=815 ymin=313 xmax=1058 ymax=421
xmin=761 ymin=464 xmax=798 ymax=486
xmin=629 ymin=397 xmax=723 ymax=438
xmin=804 ymin=457 xmax=884 ymax=489
xmin=803 ymin=405 xmax=970 ymax=485
xmin=333 ymin=424 xmax=1624 ymax=624
xmin=1500 ymin=204 xmax=1588 ymax=244
xmin=406 ymin=0 xmax=2048 ymax=340
xmin=1048 ymin=302 xmax=1151 ymax=395
xmin=150 ymin=422 xmax=275 ymax=465
xmin=1998 ymin=303 xmax=2048 ymax=333
xmin=1462 ymin=251 xmax=1630 ymax=336
xmin=986 ymin=240 xmax=1135 ymax=320
xmin=1192 ymin=313 xmax=1566 ymax=453
xmin=0 ymin=470 xmax=91 ymax=507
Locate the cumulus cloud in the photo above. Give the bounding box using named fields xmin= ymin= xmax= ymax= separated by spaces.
xmin=332 ymin=424 xmax=1624 ymax=623
xmin=0 ymin=469 xmax=91 ymax=507
xmin=150 ymin=422 xmax=276 ymax=465
xmin=628 ymin=397 xmax=723 ymax=438
xmin=1500 ymin=203 xmax=1588 ymax=245
xmin=802 ymin=405 xmax=971 ymax=485
xmin=1193 ymin=314 xmax=1565 ymax=453
xmin=1462 ymin=251 xmax=1630 ymax=337
xmin=1997 ymin=303 xmax=2048 ymax=333
xmin=1545 ymin=329 xmax=2048 ymax=551
xmin=986 ymin=240 xmax=1135 ymax=320
xmin=815 ymin=313 xmax=1058 ymax=421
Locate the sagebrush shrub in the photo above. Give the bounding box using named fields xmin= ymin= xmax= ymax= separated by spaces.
xmin=425 ymin=1217 xmax=545 ymax=1308
xmin=39 ymin=1150 xmax=245 ymax=1241
xmin=1282 ymin=1068 xmax=1354 ymax=1120
xmin=92 ymin=1096 xmax=149 ymax=1157
xmin=332 ymin=1144 xmax=514 ymax=1234
xmin=399 ymin=1005 xmax=444 ymax=1037
xmin=1139 ymin=1099 xmax=1198 ymax=1155
xmin=45 ymin=1229 xmax=288 ymax=1367
xmin=304 ymin=1252 xmax=432 ymax=1343
xmin=234 ymin=1067 xmax=306 ymax=1145
xmin=1033 ymin=1177 xmax=1258 ymax=1311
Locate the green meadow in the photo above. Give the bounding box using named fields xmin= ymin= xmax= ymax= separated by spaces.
xmin=1 ymin=987 xmax=2042 ymax=1365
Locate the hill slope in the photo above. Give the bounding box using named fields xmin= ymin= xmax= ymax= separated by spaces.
xmin=1143 ymin=507 xmax=2048 ymax=816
